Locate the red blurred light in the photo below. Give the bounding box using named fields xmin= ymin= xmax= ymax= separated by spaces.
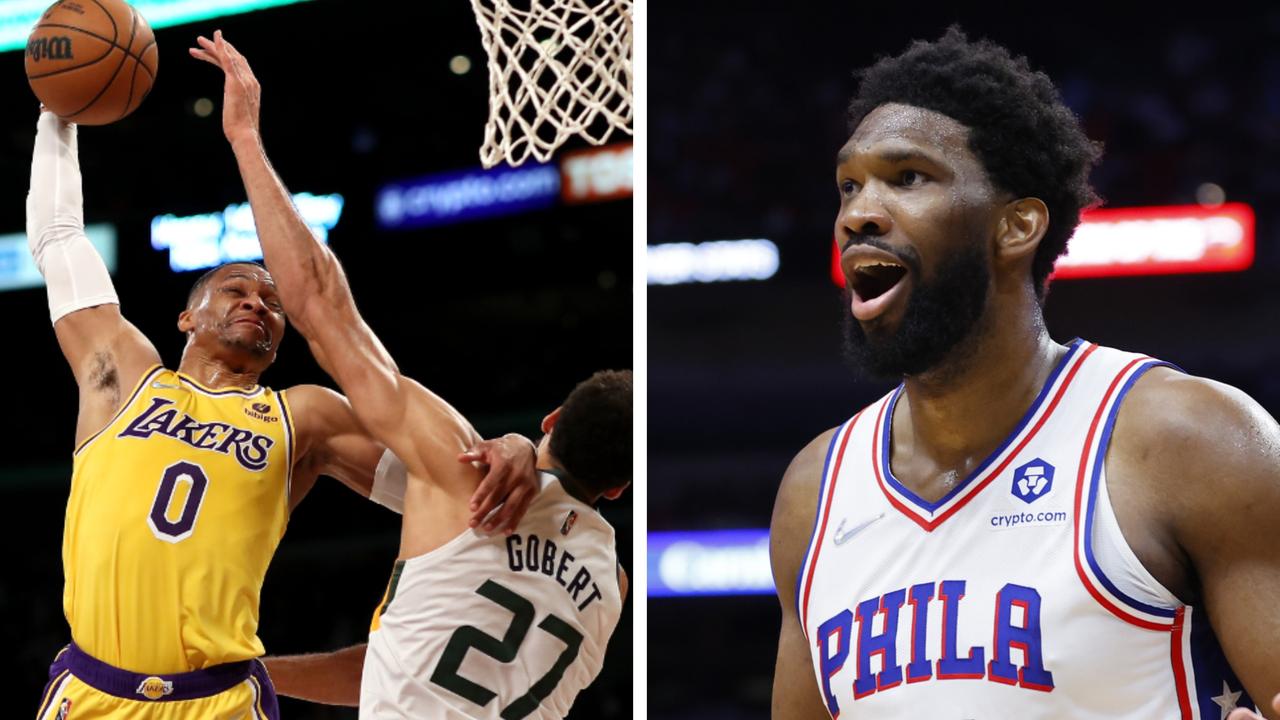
xmin=560 ymin=142 xmax=633 ymax=205
xmin=830 ymin=203 xmax=1255 ymax=286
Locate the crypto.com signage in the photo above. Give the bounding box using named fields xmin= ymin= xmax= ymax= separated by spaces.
xmin=375 ymin=142 xmax=633 ymax=230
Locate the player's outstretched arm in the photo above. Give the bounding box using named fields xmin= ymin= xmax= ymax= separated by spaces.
xmin=191 ymin=32 xmax=527 ymax=504
xmin=191 ymin=31 xmax=409 ymax=442
xmin=261 ymin=644 xmax=365 ymax=707
xmin=26 ymin=111 xmax=162 ymax=443
xmin=1114 ymin=370 xmax=1280 ymax=718
xmin=287 ymin=384 xmax=540 ymax=530
xmin=770 ymin=428 xmax=841 ymax=720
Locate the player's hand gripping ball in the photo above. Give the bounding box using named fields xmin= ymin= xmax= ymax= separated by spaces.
xmin=25 ymin=0 xmax=158 ymax=125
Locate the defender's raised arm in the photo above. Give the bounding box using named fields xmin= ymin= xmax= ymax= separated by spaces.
xmin=190 ymin=32 xmax=486 ymax=493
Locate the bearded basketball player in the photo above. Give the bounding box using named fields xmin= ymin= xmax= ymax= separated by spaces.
xmin=770 ymin=28 xmax=1280 ymax=719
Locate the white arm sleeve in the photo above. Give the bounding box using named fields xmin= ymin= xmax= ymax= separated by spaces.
xmin=371 ymin=448 xmax=407 ymax=514
xmin=26 ymin=111 xmax=119 ymax=324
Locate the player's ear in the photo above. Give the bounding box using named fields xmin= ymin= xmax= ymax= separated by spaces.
xmin=177 ymin=309 xmax=194 ymax=334
xmin=603 ymin=482 xmax=630 ymax=500
xmin=995 ymin=197 xmax=1049 ymax=265
xmin=541 ymin=407 xmax=563 ymax=434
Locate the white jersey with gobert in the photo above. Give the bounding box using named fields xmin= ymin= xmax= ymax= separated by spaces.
xmin=797 ymin=340 xmax=1256 ymax=718
xmin=362 ymin=472 xmax=622 ymax=719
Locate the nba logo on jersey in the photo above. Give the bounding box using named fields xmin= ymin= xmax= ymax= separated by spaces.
xmin=1011 ymin=458 xmax=1054 ymax=503
xmin=135 ymin=676 xmax=173 ymax=700
xmin=55 ymin=699 xmax=71 ymax=720
xmin=561 ymin=510 xmax=578 ymax=535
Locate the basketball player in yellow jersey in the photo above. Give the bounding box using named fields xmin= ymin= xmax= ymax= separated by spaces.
xmin=26 ymin=110 xmax=541 ymax=718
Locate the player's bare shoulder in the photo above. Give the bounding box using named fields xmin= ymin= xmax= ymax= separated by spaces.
xmin=770 ymin=427 xmax=840 ymax=594
xmin=1111 ymin=366 xmax=1280 ymax=495
xmin=274 ymin=383 xmax=337 ymax=492
xmin=277 ymin=384 xmax=338 ymax=444
xmin=1108 ymin=364 xmax=1280 ymax=594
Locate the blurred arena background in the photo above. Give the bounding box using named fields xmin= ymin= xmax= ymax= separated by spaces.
xmin=0 ymin=1 xmax=632 ymax=717
xmin=648 ymin=3 xmax=1278 ymax=718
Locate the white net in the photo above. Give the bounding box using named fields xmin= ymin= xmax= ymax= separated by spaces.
xmin=469 ymin=0 xmax=633 ymax=168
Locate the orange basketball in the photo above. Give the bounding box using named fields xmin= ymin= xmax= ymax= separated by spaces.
xmin=25 ymin=0 xmax=158 ymax=126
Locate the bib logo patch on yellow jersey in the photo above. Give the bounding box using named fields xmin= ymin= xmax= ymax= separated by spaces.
xmin=118 ymin=397 xmax=275 ymax=471
xmin=135 ymin=676 xmax=173 ymax=700
xmin=244 ymin=401 xmax=279 ymax=423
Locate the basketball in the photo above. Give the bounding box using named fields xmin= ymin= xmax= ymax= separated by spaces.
xmin=25 ymin=0 xmax=158 ymax=126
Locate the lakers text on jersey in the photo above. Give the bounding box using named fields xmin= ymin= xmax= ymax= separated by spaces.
xmin=62 ymin=366 xmax=294 ymax=674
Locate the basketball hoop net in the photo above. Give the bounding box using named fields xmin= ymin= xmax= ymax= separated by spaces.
xmin=469 ymin=0 xmax=633 ymax=168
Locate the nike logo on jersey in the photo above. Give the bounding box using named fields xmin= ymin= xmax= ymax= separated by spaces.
xmin=814 ymin=580 xmax=1054 ymax=716
xmin=152 ymin=382 xmax=180 ymax=390
xmin=833 ymin=512 xmax=885 ymax=546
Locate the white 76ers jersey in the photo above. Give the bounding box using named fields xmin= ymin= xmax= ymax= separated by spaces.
xmin=362 ymin=473 xmax=622 ymax=719
xmin=796 ymin=340 xmax=1254 ymax=719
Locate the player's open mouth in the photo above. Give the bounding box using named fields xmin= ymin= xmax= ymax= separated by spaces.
xmin=844 ymin=249 xmax=910 ymax=322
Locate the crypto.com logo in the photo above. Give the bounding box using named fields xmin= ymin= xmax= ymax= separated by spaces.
xmin=1011 ymin=459 xmax=1055 ymax=504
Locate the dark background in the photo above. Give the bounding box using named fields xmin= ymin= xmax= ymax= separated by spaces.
xmin=649 ymin=3 xmax=1280 ymax=718
xmin=0 ymin=1 xmax=632 ymax=717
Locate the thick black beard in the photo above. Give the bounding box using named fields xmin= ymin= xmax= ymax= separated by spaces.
xmin=841 ymin=242 xmax=990 ymax=379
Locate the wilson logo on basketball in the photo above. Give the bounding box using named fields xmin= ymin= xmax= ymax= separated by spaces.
xmin=244 ymin=402 xmax=279 ymax=423
xmin=26 ymin=36 xmax=73 ymax=62
xmin=135 ymin=676 xmax=173 ymax=700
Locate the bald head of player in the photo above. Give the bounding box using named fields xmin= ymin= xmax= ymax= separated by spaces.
xmin=536 ymin=369 xmax=632 ymax=504
xmin=835 ymin=26 xmax=1101 ymax=381
xmin=177 ymin=261 xmax=286 ymax=373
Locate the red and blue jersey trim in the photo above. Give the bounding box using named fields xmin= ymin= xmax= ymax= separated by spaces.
xmin=872 ymin=340 xmax=1095 ymax=532
xmin=1073 ymin=357 xmax=1181 ymax=626
xmin=1071 ymin=356 xmax=1180 ymax=629
xmin=796 ymin=412 xmax=861 ymax=639
xmin=1071 ymin=355 xmax=1255 ymax=718
xmin=1171 ymin=606 xmax=1257 ymax=720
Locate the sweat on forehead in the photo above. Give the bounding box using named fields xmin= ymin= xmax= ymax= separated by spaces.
xmin=839 ymin=104 xmax=972 ymax=165
xmin=186 ymin=262 xmax=273 ymax=306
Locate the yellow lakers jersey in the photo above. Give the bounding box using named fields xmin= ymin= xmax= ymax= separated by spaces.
xmin=63 ymin=366 xmax=294 ymax=674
